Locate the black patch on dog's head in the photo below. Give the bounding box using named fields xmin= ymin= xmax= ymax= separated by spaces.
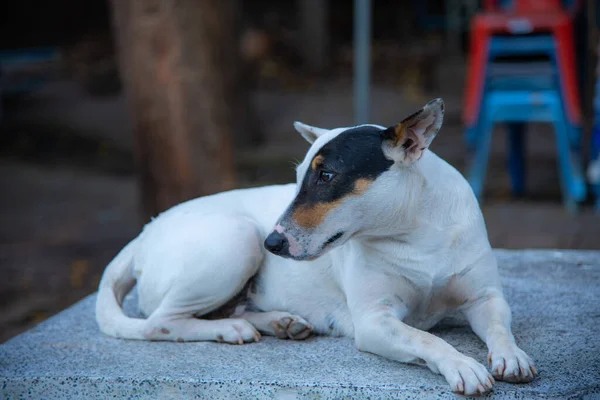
xmin=290 ymin=125 xmax=393 ymax=227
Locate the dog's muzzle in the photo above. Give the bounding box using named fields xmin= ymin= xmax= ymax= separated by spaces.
xmin=264 ymin=231 xmax=290 ymax=256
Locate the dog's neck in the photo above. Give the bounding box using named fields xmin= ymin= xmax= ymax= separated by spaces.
xmin=357 ymin=150 xmax=479 ymax=246
xmin=331 ymin=151 xmax=479 ymax=276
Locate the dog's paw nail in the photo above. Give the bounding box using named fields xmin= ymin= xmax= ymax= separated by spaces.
xmin=519 ymin=368 xmax=531 ymax=380
xmin=492 ymin=358 xmax=506 ymax=378
xmin=489 ymin=345 xmax=536 ymax=383
xmin=455 ymin=382 xmax=464 ymax=393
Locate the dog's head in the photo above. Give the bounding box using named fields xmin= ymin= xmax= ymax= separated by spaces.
xmin=264 ymin=99 xmax=444 ymax=260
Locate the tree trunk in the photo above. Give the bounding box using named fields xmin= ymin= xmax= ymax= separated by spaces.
xmin=110 ymin=0 xmax=238 ymax=220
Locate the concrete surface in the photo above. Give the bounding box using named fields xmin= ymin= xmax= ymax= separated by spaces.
xmin=1 ymin=250 xmax=600 ymax=399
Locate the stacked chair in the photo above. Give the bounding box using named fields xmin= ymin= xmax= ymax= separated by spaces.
xmin=463 ymin=0 xmax=586 ymax=212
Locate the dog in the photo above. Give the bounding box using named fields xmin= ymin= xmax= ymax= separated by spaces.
xmin=96 ymin=99 xmax=536 ymax=396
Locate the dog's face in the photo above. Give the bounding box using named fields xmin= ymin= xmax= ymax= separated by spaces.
xmin=265 ymin=99 xmax=444 ymax=261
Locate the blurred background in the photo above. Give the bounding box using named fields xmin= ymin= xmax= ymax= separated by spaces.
xmin=1 ymin=0 xmax=598 ymax=342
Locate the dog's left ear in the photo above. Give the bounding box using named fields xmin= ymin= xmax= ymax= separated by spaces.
xmin=382 ymin=98 xmax=444 ymax=166
xmin=294 ymin=121 xmax=329 ymax=144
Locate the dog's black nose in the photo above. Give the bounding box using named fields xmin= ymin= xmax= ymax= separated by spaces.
xmin=264 ymin=231 xmax=288 ymax=255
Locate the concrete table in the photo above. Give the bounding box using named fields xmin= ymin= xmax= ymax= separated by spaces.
xmin=2 ymin=250 xmax=599 ymax=399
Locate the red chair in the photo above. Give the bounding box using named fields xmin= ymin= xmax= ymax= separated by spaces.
xmin=483 ymin=0 xmax=563 ymax=13
xmin=464 ymin=0 xmax=582 ymax=131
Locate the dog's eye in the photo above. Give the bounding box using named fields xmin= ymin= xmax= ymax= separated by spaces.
xmin=318 ymin=170 xmax=335 ymax=184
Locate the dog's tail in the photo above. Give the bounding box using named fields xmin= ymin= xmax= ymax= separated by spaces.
xmin=95 ymin=238 xmax=146 ymax=340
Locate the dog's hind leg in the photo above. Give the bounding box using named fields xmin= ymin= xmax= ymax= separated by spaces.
xmin=144 ymin=313 xmax=261 ymax=344
xmin=137 ymin=214 xmax=264 ymax=343
xmin=238 ymin=311 xmax=314 ymax=340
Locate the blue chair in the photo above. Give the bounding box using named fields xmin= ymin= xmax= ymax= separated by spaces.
xmin=466 ymin=35 xmax=581 ymax=148
xmin=465 ymin=34 xmax=586 ymax=209
xmin=485 ymin=62 xmax=558 ymax=196
xmin=468 ymin=90 xmax=587 ymax=212
xmin=490 ymin=35 xmax=581 ymax=145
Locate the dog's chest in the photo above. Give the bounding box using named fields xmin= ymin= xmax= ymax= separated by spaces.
xmin=398 ymin=271 xmax=470 ymax=330
xmin=355 ymin=239 xmax=470 ymax=328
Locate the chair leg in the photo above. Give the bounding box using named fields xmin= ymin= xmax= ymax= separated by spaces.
xmin=591 ymin=134 xmax=600 ymax=213
xmin=594 ymin=182 xmax=600 ymax=213
xmin=468 ymin=108 xmax=494 ymax=202
xmin=507 ymin=123 xmax=526 ymax=197
xmin=569 ymin=125 xmax=582 ymax=149
xmin=588 ymin=154 xmax=600 ymax=213
xmin=465 ymin=125 xmax=479 ymax=150
xmin=551 ymin=104 xmax=587 ymax=213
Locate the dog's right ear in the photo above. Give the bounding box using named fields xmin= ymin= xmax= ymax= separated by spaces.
xmin=381 ymin=98 xmax=444 ymax=166
xmin=294 ymin=121 xmax=328 ymax=144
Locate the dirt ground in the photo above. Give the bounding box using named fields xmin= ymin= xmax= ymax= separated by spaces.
xmin=1 ymin=58 xmax=599 ymax=343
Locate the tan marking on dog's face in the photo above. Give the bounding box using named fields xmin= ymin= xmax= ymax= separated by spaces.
xmin=292 ymin=178 xmax=374 ymax=229
xmin=293 ymin=199 xmax=344 ymax=229
xmin=353 ymin=178 xmax=373 ymax=195
xmin=311 ymin=154 xmax=324 ymax=171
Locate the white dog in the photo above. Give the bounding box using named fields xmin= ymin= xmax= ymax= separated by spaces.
xmin=96 ymin=99 xmax=536 ymax=396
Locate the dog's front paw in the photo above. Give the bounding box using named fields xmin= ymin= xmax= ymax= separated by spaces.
xmin=488 ymin=343 xmax=537 ymax=383
xmin=215 ymin=319 xmax=261 ymax=345
xmin=438 ymin=353 xmax=495 ymax=396
xmin=269 ymin=315 xmax=313 ymax=340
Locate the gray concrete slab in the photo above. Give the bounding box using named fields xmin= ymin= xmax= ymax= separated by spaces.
xmin=1 ymin=250 xmax=600 ymax=399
